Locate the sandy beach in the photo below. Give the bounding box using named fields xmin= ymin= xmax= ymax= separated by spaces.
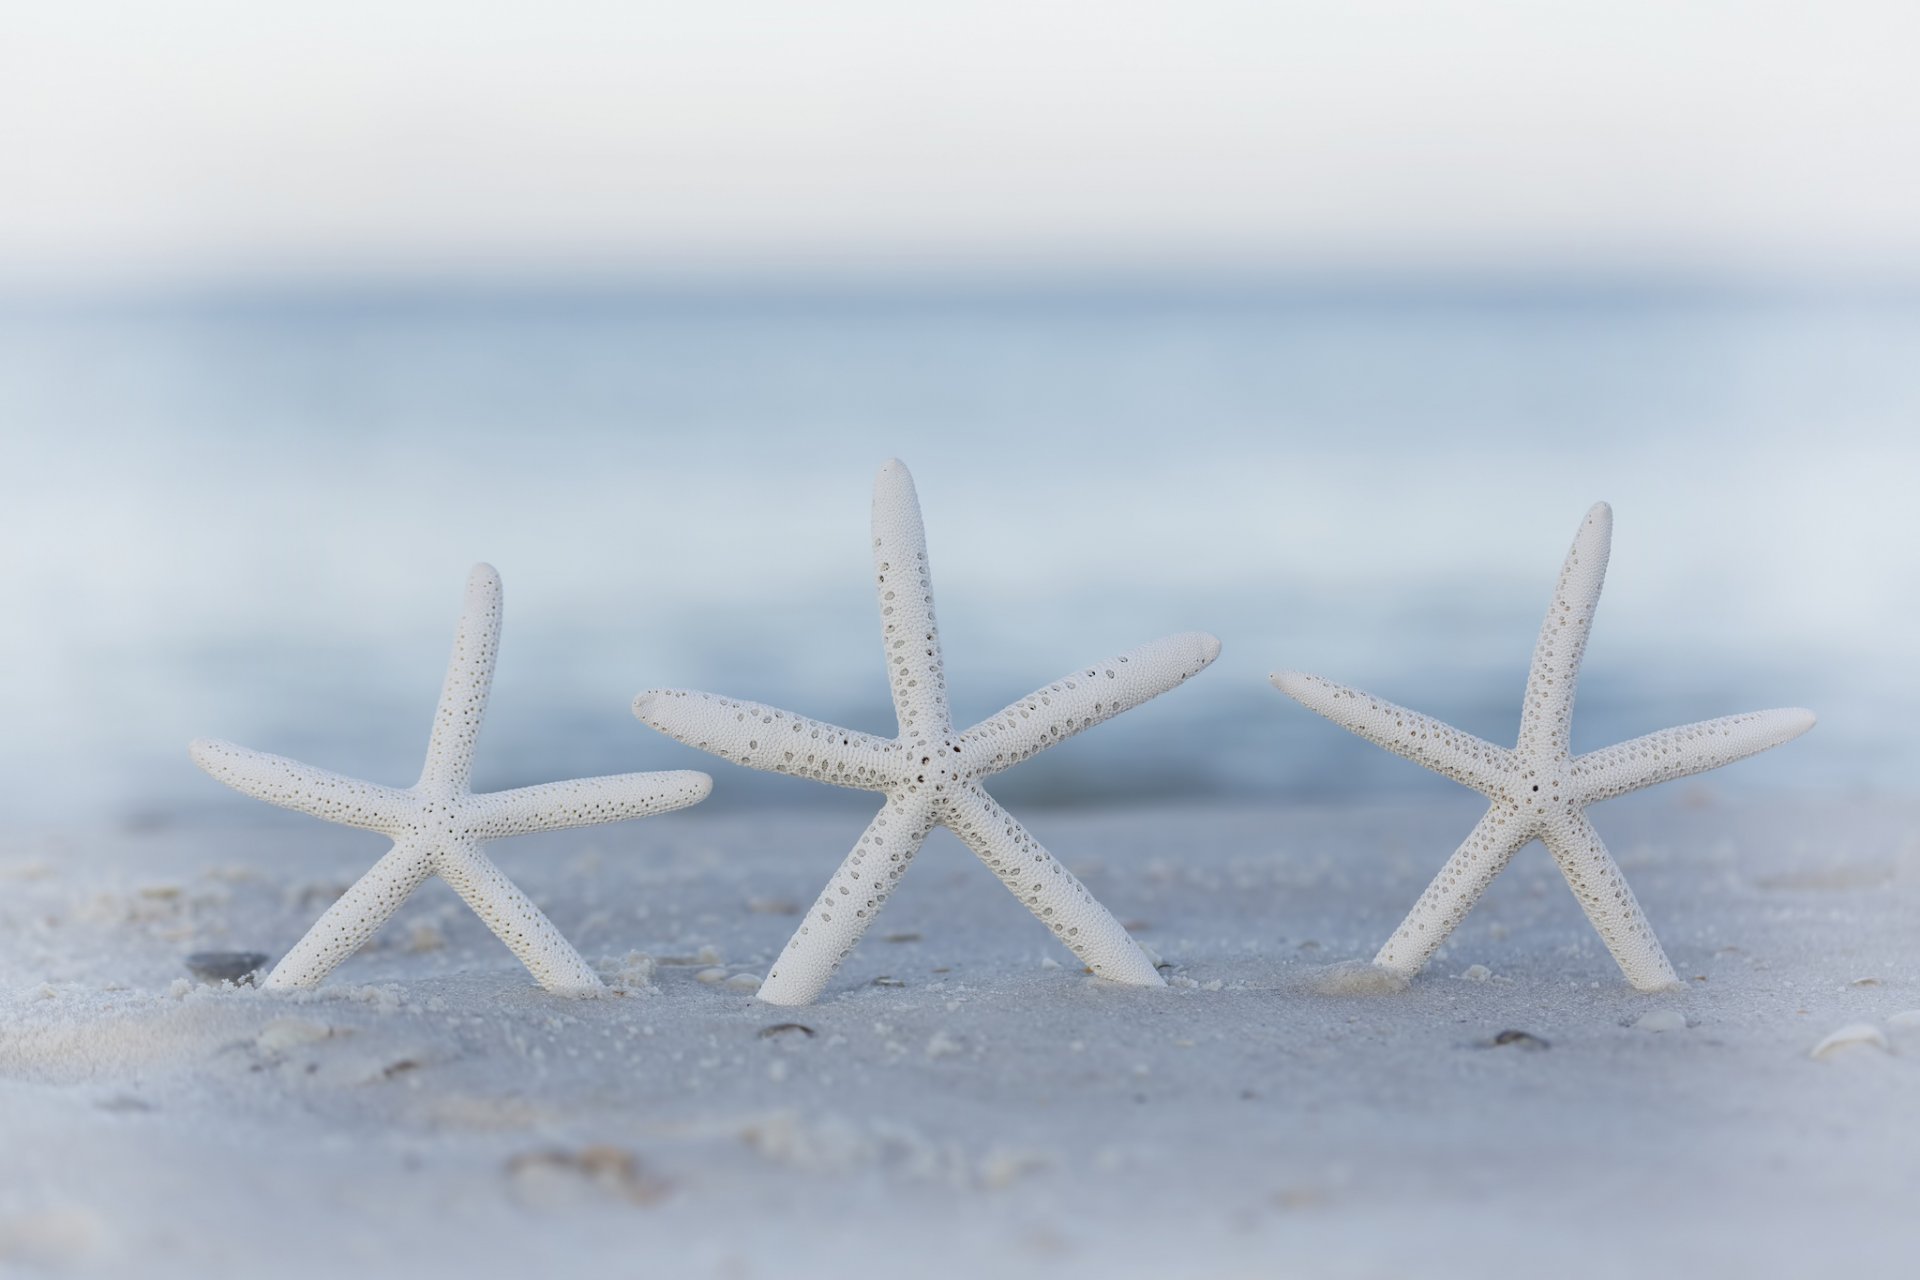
xmin=3 ymin=788 xmax=1915 ymax=1277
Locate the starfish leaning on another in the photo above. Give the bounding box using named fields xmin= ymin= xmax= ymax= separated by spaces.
xmin=635 ymin=458 xmax=1221 ymax=1006
xmin=192 ymin=564 xmax=711 ymax=993
xmin=1272 ymin=502 xmax=1814 ymax=992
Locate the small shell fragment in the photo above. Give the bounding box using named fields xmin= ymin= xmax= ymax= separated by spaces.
xmin=1810 ymin=1023 xmax=1889 ymax=1059
xmin=255 ymin=1018 xmax=333 ymax=1055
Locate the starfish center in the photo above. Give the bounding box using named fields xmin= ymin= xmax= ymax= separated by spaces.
xmin=1508 ymin=761 xmax=1575 ymax=811
xmin=406 ymin=792 xmax=466 ymax=839
xmin=900 ymin=734 xmax=966 ymax=792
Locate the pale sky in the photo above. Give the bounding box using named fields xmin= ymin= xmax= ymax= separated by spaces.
xmin=4 ymin=2 xmax=1919 ymax=282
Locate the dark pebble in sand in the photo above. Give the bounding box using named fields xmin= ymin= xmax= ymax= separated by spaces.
xmin=757 ymin=1023 xmax=816 ymax=1039
xmin=1488 ymin=1029 xmax=1551 ymax=1051
xmin=184 ymin=951 xmax=270 ymax=984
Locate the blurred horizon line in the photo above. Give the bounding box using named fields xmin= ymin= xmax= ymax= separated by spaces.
xmin=8 ymin=262 xmax=1920 ymax=315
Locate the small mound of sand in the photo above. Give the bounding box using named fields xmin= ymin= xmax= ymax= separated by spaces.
xmin=0 ymin=1207 xmax=104 ymax=1269
xmin=1309 ymin=961 xmax=1411 ymax=997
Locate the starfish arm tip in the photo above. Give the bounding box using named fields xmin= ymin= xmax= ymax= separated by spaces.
xmin=464 ymin=562 xmax=503 ymax=603
xmin=604 ymin=768 xmax=717 ymax=811
xmin=1268 ymin=672 xmax=1512 ymax=792
xmin=873 ymin=457 xmax=918 ymax=500
xmin=956 ymin=632 xmax=1219 ymax=776
xmin=1566 ymin=499 xmax=1614 ymax=566
xmin=1135 ymin=630 xmax=1223 ymax=680
xmin=632 ymin=689 xmax=895 ymax=789
xmin=187 ymin=737 xmax=274 ymax=791
xmin=1574 ymin=501 xmax=1614 ymax=551
xmin=607 ymin=767 xmax=714 ymax=811
xmin=469 ymin=768 xmax=715 ymax=836
xmin=870 ymin=458 xmax=928 ymax=532
xmin=186 ymin=740 xmax=410 ymax=831
xmin=1269 ymin=669 xmax=1317 ymax=700
xmin=1733 ymin=706 xmax=1817 ymax=754
xmin=1573 ymin=706 xmax=1819 ymax=804
xmin=1565 ymin=499 xmax=1613 ymax=561
xmin=630 ymin=688 xmax=702 ymax=736
xmin=187 ymin=736 xmax=268 ymax=781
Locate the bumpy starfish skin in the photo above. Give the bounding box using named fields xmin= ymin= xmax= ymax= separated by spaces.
xmin=192 ymin=565 xmax=711 ymax=993
xmin=636 ymin=459 xmax=1220 ymax=1005
xmin=1273 ymin=503 xmax=1814 ymax=991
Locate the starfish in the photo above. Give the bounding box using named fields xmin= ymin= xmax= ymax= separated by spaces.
xmin=191 ymin=564 xmax=712 ymax=994
xmin=1271 ymin=502 xmax=1814 ymax=992
xmin=634 ymin=459 xmax=1220 ymax=1005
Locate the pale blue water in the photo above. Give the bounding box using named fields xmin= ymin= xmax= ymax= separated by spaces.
xmin=1 ymin=281 xmax=1915 ymax=824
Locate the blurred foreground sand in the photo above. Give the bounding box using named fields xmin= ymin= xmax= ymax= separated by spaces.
xmin=2 ymin=792 xmax=1916 ymax=1277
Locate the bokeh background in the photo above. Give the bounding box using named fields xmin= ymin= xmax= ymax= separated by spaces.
xmin=3 ymin=3 xmax=1916 ymax=826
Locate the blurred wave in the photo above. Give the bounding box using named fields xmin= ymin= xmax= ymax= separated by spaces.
xmin=1 ymin=279 xmax=1913 ymax=824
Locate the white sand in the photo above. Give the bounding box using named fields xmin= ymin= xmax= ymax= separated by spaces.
xmin=2 ymin=789 xmax=1917 ymax=1278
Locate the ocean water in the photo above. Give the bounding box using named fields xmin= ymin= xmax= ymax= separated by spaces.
xmin=1 ymin=281 xmax=1915 ymax=825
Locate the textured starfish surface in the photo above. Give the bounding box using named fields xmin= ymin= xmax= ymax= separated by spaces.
xmin=635 ymin=459 xmax=1220 ymax=1005
xmin=1273 ymin=503 xmax=1814 ymax=991
xmin=192 ymin=565 xmax=711 ymax=993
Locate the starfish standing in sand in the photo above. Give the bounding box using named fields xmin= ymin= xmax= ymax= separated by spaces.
xmin=1272 ymin=503 xmax=1814 ymax=991
xmin=635 ymin=459 xmax=1220 ymax=1005
xmin=192 ymin=565 xmax=711 ymax=993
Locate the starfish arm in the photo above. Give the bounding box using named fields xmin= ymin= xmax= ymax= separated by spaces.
xmin=1373 ymin=805 xmax=1535 ymax=978
xmin=1517 ymin=502 xmax=1612 ymax=756
xmin=956 ymin=632 xmax=1222 ymax=777
xmin=418 ymin=563 xmax=503 ymax=790
xmin=1539 ymin=810 xmax=1681 ymax=991
xmin=633 ymin=690 xmax=901 ymax=791
xmin=1270 ymin=672 xmax=1514 ymax=795
xmin=1570 ymin=708 xmax=1817 ymax=804
xmin=757 ymin=796 xmax=938 ymax=1006
xmin=944 ymin=784 xmax=1165 ymax=987
xmin=189 ymin=739 xmax=412 ymax=833
xmin=261 ymin=840 xmax=434 ymax=988
xmin=463 ymin=770 xmax=713 ymax=838
xmin=436 ymin=842 xmax=604 ymax=993
xmin=871 ymin=459 xmax=953 ymax=740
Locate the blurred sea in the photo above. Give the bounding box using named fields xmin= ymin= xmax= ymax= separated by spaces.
xmin=1 ymin=279 xmax=1915 ymax=826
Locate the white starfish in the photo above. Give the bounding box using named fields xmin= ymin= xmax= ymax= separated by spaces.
xmin=1272 ymin=503 xmax=1814 ymax=992
xmin=634 ymin=459 xmax=1220 ymax=1006
xmin=191 ymin=564 xmax=712 ymax=994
